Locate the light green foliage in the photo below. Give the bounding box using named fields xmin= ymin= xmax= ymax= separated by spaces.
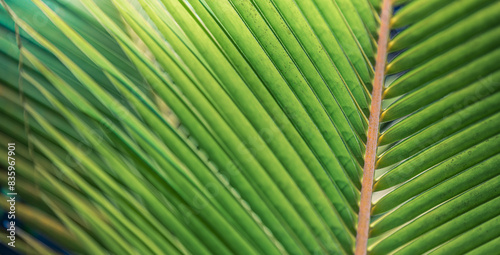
xmin=0 ymin=0 xmax=373 ymax=253
xmin=371 ymin=1 xmax=500 ymax=254
xmin=0 ymin=0 xmax=498 ymax=254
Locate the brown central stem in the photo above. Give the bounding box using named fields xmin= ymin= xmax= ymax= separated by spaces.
xmin=354 ymin=0 xmax=392 ymax=254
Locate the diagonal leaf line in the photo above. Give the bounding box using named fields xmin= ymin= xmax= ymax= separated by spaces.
xmin=355 ymin=0 xmax=391 ymax=254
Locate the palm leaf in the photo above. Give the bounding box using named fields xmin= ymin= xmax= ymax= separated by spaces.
xmin=0 ymin=0 xmax=498 ymax=254
xmin=368 ymin=1 xmax=500 ymax=254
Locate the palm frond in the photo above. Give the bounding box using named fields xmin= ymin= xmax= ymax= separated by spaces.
xmin=0 ymin=0 xmax=376 ymax=254
xmin=369 ymin=1 xmax=500 ymax=254
xmin=0 ymin=0 xmax=499 ymax=254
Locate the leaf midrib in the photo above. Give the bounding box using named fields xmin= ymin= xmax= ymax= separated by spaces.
xmin=354 ymin=0 xmax=392 ymax=254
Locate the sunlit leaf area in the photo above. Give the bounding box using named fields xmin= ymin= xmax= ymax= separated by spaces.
xmin=0 ymin=0 xmax=499 ymax=254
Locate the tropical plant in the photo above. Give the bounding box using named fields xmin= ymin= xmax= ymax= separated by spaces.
xmin=0 ymin=0 xmax=499 ymax=254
